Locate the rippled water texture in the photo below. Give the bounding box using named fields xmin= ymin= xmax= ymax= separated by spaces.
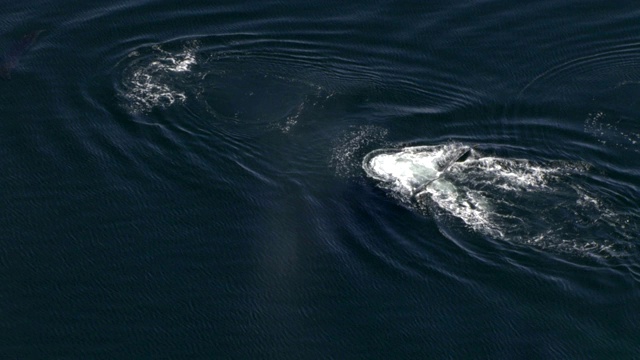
xmin=2 ymin=0 xmax=640 ymax=358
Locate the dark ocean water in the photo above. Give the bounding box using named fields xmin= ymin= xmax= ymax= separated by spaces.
xmin=2 ymin=0 xmax=640 ymax=358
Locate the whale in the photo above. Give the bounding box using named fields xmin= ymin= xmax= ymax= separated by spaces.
xmin=362 ymin=143 xmax=475 ymax=197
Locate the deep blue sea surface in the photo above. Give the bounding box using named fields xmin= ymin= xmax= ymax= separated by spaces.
xmin=2 ymin=0 xmax=640 ymax=358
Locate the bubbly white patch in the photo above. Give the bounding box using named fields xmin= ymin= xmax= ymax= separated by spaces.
xmin=422 ymin=181 xmax=500 ymax=237
xmin=331 ymin=126 xmax=388 ymax=177
xmin=585 ymin=111 xmax=640 ymax=152
xmin=126 ymin=70 xmax=187 ymax=111
xmin=120 ymin=41 xmax=200 ymax=113
xmin=363 ymin=143 xmax=637 ymax=257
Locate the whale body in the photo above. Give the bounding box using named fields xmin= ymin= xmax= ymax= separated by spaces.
xmin=362 ymin=143 xmax=474 ymax=196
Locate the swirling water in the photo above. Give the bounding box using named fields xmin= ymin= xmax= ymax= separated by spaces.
xmin=1 ymin=0 xmax=639 ymax=358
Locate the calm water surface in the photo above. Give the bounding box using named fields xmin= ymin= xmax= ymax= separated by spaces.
xmin=1 ymin=0 xmax=639 ymax=358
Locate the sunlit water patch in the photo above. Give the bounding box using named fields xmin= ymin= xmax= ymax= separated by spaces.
xmin=363 ymin=143 xmax=639 ymax=258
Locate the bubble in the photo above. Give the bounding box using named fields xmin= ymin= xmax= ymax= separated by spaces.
xmin=330 ymin=126 xmax=388 ymax=178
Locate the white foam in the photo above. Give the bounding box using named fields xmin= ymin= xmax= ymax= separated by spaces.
xmin=121 ymin=41 xmax=200 ymax=113
xmin=367 ymin=151 xmax=440 ymax=193
xmin=363 ymin=144 xmax=471 ymax=194
xmin=363 ymin=143 xmax=636 ymax=256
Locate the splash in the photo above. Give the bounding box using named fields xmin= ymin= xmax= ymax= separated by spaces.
xmin=119 ymin=41 xmax=200 ymax=113
xmin=364 ymin=143 xmax=637 ymax=257
xmin=363 ymin=144 xmax=472 ymax=194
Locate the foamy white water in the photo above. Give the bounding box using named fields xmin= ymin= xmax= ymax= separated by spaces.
xmin=363 ymin=143 xmax=637 ymax=257
xmin=119 ymin=41 xmax=200 ymax=113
